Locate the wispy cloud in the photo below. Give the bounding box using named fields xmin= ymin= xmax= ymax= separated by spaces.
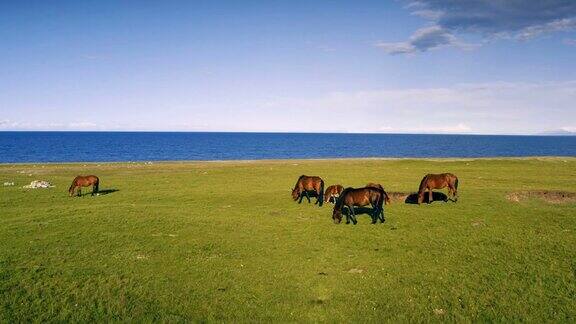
xmin=3 ymin=82 xmax=575 ymax=134
xmin=255 ymin=81 xmax=576 ymax=134
xmin=0 ymin=120 xmax=101 ymax=130
xmin=378 ymin=0 xmax=576 ymax=54
xmin=68 ymin=121 xmax=98 ymax=129
xmin=376 ymin=25 xmax=456 ymax=54
xmin=560 ymin=126 xmax=576 ymax=132
xmin=375 ymin=25 xmax=476 ymax=54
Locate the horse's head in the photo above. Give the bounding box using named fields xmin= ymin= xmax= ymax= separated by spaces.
xmin=291 ymin=187 xmax=300 ymax=201
xmin=332 ymin=208 xmax=342 ymax=224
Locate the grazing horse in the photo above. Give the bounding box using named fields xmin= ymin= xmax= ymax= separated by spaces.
xmin=292 ymin=175 xmax=324 ymax=206
xmin=417 ymin=173 xmax=459 ymax=204
xmin=332 ymin=187 xmax=385 ymax=225
xmin=324 ymin=184 xmax=344 ymax=204
xmin=69 ymin=175 xmax=100 ymax=197
xmin=366 ymin=183 xmax=391 ymax=205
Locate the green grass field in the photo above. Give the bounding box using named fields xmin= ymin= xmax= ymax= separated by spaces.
xmin=1 ymin=158 xmax=575 ymax=322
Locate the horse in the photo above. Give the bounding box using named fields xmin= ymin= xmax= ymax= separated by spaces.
xmin=291 ymin=175 xmax=324 ymax=206
xmin=332 ymin=187 xmax=385 ymax=225
xmin=417 ymin=173 xmax=459 ymax=204
xmin=324 ymin=184 xmax=344 ymax=204
xmin=69 ymin=175 xmax=100 ymax=197
xmin=366 ymin=183 xmax=391 ymax=205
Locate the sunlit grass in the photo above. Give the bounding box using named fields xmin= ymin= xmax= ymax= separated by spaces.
xmin=1 ymin=158 xmax=575 ymax=321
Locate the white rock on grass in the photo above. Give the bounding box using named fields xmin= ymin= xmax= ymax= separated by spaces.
xmin=3 ymin=182 xmax=14 ymax=186
xmin=23 ymin=180 xmax=54 ymax=189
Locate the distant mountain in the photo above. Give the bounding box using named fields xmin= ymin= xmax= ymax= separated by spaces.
xmin=539 ymin=129 xmax=576 ymax=136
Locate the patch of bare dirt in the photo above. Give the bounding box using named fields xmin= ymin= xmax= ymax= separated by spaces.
xmin=506 ymin=191 xmax=576 ymax=204
xmin=347 ymin=268 xmax=364 ymax=274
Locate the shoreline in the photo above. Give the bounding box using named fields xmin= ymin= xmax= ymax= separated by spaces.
xmin=1 ymin=156 xmax=574 ymax=166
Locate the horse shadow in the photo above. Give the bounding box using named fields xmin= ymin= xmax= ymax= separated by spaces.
xmin=299 ymin=190 xmax=320 ymax=203
xmin=405 ymin=192 xmax=449 ymax=204
xmin=342 ymin=206 xmax=377 ymax=217
xmin=78 ymin=189 xmax=120 ymax=197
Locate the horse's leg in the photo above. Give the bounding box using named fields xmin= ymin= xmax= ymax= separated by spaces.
xmin=78 ymin=187 xmax=82 ymax=197
xmin=428 ymin=188 xmax=433 ymax=204
xmin=344 ymin=206 xmax=351 ymax=224
xmin=298 ymin=192 xmax=304 ymax=204
xmin=370 ymin=209 xmax=377 ymax=224
xmin=305 ymin=191 xmax=311 ymax=203
xmin=369 ymin=203 xmax=377 ymax=224
xmin=349 ymin=205 xmax=357 ymax=225
xmin=91 ymin=184 xmax=95 ymax=196
xmin=377 ymin=201 xmax=385 ymax=223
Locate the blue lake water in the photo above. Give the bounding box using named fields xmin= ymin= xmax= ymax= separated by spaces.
xmin=0 ymin=132 xmax=575 ymax=163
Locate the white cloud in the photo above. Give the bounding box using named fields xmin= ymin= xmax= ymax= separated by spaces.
xmin=560 ymin=126 xmax=576 ymax=132
xmin=255 ymin=81 xmax=576 ymax=134
xmin=68 ymin=121 xmax=98 ymax=129
xmin=2 ymin=82 xmax=575 ymax=134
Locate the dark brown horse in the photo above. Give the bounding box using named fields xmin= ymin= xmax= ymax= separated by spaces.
xmin=292 ymin=175 xmax=324 ymax=206
xmin=69 ymin=175 xmax=100 ymax=197
xmin=332 ymin=187 xmax=385 ymax=225
xmin=324 ymin=184 xmax=344 ymax=204
xmin=366 ymin=183 xmax=391 ymax=205
xmin=417 ymin=173 xmax=459 ymax=204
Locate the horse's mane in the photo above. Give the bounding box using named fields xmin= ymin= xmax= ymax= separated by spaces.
xmin=334 ymin=187 xmax=354 ymax=210
xmin=293 ymin=175 xmax=306 ymax=189
xmin=418 ymin=175 xmax=429 ymax=193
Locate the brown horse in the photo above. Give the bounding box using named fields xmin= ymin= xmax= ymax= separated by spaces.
xmin=69 ymin=175 xmax=100 ymax=197
xmin=417 ymin=173 xmax=459 ymax=204
xmin=366 ymin=183 xmax=391 ymax=205
xmin=292 ymin=175 xmax=324 ymax=206
xmin=332 ymin=187 xmax=385 ymax=225
xmin=324 ymin=184 xmax=344 ymax=204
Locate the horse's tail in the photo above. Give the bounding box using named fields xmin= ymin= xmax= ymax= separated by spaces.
xmin=454 ymin=176 xmax=459 ymax=191
xmin=383 ymin=189 xmax=391 ymax=205
xmin=94 ymin=177 xmax=99 ymax=193
xmin=318 ymin=179 xmax=324 ymax=206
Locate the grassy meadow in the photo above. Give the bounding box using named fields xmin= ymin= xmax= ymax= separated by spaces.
xmin=1 ymin=157 xmax=575 ymax=322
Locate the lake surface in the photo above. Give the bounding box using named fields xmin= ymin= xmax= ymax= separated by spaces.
xmin=0 ymin=132 xmax=575 ymax=163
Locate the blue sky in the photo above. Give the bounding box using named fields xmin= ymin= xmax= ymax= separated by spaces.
xmin=1 ymin=0 xmax=575 ymax=134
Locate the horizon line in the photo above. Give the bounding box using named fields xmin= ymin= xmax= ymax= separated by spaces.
xmin=0 ymin=130 xmax=575 ymax=136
